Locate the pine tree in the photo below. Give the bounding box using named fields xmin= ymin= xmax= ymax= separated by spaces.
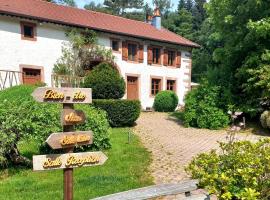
xmin=185 ymin=0 xmax=193 ymax=12
xmin=178 ymin=0 xmax=186 ymax=12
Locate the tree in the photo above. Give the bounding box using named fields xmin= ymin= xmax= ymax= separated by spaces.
xmin=163 ymin=9 xmax=194 ymax=40
xmin=185 ymin=0 xmax=193 ymax=12
xmin=192 ymin=0 xmax=206 ymax=30
xmin=178 ymin=0 xmax=186 ymax=12
xmin=47 ymin=0 xmax=76 ymax=7
xmin=84 ymin=1 xmax=112 ymax=14
xmin=204 ymin=0 xmax=270 ymax=115
xmin=103 ymin=0 xmax=144 ymax=16
xmin=153 ymin=0 xmax=173 ymax=15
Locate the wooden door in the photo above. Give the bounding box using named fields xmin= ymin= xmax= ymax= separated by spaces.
xmin=127 ymin=76 xmax=139 ymax=100
xmin=22 ymin=68 xmax=41 ymax=85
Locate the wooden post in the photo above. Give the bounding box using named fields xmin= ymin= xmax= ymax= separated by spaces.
xmin=63 ymin=103 xmax=74 ymax=200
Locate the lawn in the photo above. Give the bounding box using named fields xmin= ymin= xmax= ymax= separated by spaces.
xmin=0 ymin=128 xmax=153 ymax=200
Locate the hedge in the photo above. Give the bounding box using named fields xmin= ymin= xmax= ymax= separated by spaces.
xmin=93 ymin=99 xmax=141 ymax=127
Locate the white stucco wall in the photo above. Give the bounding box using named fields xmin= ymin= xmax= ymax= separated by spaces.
xmin=0 ymin=15 xmax=192 ymax=109
xmin=0 ymin=16 xmax=68 ymax=86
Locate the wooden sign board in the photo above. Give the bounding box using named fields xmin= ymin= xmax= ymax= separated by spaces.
xmin=46 ymin=131 xmax=93 ymax=149
xmin=61 ymin=109 xmax=86 ymax=126
xmin=33 ymin=151 xmax=107 ymax=171
xmin=32 ymin=87 xmax=92 ymax=104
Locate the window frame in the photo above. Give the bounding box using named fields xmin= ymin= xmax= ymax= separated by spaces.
xmin=152 ymin=47 xmax=161 ymax=65
xmin=167 ymin=50 xmax=176 ymax=67
xmin=20 ymin=21 xmax=37 ymax=41
xmin=111 ymin=38 xmax=120 ymax=53
xmin=127 ymin=42 xmax=138 ymax=62
xmin=150 ymin=76 xmax=163 ymax=97
xmin=166 ymin=78 xmax=177 ymax=92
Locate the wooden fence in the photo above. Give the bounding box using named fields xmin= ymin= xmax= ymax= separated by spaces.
xmin=0 ymin=70 xmax=22 ymax=90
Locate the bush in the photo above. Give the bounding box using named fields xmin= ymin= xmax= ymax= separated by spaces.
xmin=83 ymin=62 xmax=125 ymax=99
xmin=93 ymin=99 xmax=141 ymax=127
xmin=183 ymin=82 xmax=230 ymax=129
xmin=0 ymin=85 xmax=111 ymax=167
xmin=186 ymin=139 xmax=270 ymax=200
xmin=153 ymin=91 xmax=179 ymax=112
xmin=260 ymin=110 xmax=270 ymax=129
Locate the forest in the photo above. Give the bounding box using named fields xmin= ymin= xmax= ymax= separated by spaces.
xmin=48 ymin=0 xmax=270 ymax=128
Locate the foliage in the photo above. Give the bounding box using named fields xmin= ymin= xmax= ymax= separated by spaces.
xmin=0 ymin=128 xmax=153 ymax=200
xmin=163 ymin=9 xmax=194 ymax=40
xmin=153 ymin=91 xmax=178 ymax=112
xmin=83 ymin=62 xmax=125 ymax=99
xmin=93 ymin=99 xmax=141 ymax=127
xmin=54 ymin=28 xmax=115 ymax=77
xmin=103 ymin=0 xmax=144 ymax=16
xmin=260 ymin=110 xmax=270 ymax=129
xmin=0 ymin=85 xmax=111 ymax=167
xmin=183 ymin=82 xmax=230 ymax=129
xmin=186 ymin=139 xmax=270 ymax=199
xmin=46 ymin=0 xmax=76 ymax=7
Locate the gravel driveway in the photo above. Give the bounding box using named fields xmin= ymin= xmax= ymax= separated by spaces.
xmin=134 ymin=112 xmax=267 ymax=184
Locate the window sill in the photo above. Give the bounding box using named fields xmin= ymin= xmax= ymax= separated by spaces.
xmin=112 ymin=50 xmax=121 ymax=54
xmin=149 ymin=63 xmax=162 ymax=67
xmin=21 ymin=36 xmax=37 ymax=41
xmin=126 ymin=60 xmax=140 ymax=64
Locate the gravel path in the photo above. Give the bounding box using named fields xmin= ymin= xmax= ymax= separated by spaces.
xmin=134 ymin=112 xmax=267 ymax=184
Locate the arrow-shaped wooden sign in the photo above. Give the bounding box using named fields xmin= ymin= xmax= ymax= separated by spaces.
xmin=31 ymin=87 xmax=92 ymax=104
xmin=46 ymin=131 xmax=93 ymax=150
xmin=33 ymin=151 xmax=107 ymax=171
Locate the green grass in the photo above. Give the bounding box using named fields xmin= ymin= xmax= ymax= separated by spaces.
xmin=0 ymin=128 xmax=153 ymax=200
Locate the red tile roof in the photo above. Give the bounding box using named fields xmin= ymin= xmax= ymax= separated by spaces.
xmin=0 ymin=0 xmax=199 ymax=48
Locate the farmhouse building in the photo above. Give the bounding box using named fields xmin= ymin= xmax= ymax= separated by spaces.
xmin=0 ymin=0 xmax=199 ymax=109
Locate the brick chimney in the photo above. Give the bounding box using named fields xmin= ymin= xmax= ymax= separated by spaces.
xmin=151 ymin=7 xmax=161 ymax=30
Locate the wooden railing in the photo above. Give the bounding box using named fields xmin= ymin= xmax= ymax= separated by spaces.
xmin=51 ymin=74 xmax=84 ymax=88
xmin=0 ymin=70 xmax=23 ymax=90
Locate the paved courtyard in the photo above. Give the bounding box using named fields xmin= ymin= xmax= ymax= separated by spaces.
xmin=134 ymin=112 xmax=267 ymax=184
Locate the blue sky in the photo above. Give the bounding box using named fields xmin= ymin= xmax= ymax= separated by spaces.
xmin=75 ymin=0 xmax=179 ymax=11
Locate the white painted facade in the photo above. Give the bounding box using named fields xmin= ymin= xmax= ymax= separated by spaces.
xmin=0 ymin=15 xmax=192 ymax=109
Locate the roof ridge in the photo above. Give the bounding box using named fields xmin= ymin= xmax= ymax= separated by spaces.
xmin=35 ymin=0 xmax=151 ymax=26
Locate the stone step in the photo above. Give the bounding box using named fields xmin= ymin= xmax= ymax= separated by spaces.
xmin=91 ymin=180 xmax=205 ymax=200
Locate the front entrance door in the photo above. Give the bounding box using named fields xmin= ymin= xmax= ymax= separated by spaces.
xmin=127 ymin=76 xmax=139 ymax=100
xmin=22 ymin=68 xmax=41 ymax=85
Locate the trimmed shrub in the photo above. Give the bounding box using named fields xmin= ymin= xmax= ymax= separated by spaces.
xmin=83 ymin=62 xmax=125 ymax=99
xmin=186 ymin=139 xmax=270 ymax=199
xmin=93 ymin=99 xmax=141 ymax=127
xmin=0 ymin=85 xmax=111 ymax=167
xmin=153 ymin=91 xmax=179 ymax=112
xmin=260 ymin=110 xmax=270 ymax=129
xmin=183 ymin=83 xmax=230 ymax=129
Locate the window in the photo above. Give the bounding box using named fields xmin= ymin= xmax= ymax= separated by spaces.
xmin=128 ymin=43 xmax=137 ymax=61
xmin=112 ymin=40 xmax=119 ymax=51
xmin=167 ymin=80 xmax=176 ymax=91
xmin=152 ymin=48 xmax=161 ymax=64
xmin=20 ymin=22 xmax=36 ymax=41
xmin=151 ymin=78 xmax=162 ymax=96
xmin=168 ymin=50 xmax=176 ymax=66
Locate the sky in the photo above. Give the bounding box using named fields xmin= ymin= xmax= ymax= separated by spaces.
xmin=75 ymin=0 xmax=179 ymax=11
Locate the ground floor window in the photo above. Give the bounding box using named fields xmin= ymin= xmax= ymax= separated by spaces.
xmin=166 ymin=79 xmax=176 ymax=91
xmin=151 ymin=78 xmax=162 ymax=96
xmin=20 ymin=65 xmax=43 ymax=85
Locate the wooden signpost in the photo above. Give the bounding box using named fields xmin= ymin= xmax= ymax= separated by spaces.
xmin=32 ymin=87 xmax=106 ymax=200
xmin=46 ymin=131 xmax=93 ymax=150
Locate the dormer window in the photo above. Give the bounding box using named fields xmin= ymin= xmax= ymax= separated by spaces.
xmin=20 ymin=22 xmax=37 ymax=41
